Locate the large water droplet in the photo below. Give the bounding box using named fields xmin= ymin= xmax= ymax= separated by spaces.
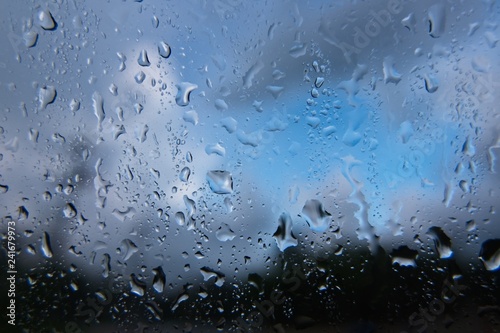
xmin=391 ymin=246 xmax=418 ymax=267
xmin=205 ymin=143 xmax=226 ymax=156
xmin=216 ymin=223 xmax=236 ymax=242
xmin=175 ymin=82 xmax=198 ymax=107
xmin=39 ymin=86 xmax=56 ymax=109
xmin=424 ymin=73 xmax=439 ymax=93
xmin=427 ymin=226 xmax=453 ymax=258
xmin=220 ymin=117 xmax=237 ymax=133
xmin=200 ymin=267 xmax=225 ymax=287
xmin=182 ymin=110 xmax=198 ymax=125
xmin=63 ymin=203 xmax=77 ymax=218
xmin=171 ymin=293 xmax=189 ymax=311
xmin=130 ymin=274 xmax=146 ymax=296
xmin=120 ymin=239 xmax=138 ymax=261
xmin=23 ymin=31 xmax=38 ymax=47
xmin=41 ymin=232 xmax=53 ymax=258
xmin=301 ymin=199 xmax=331 ymax=232
xmin=427 ymin=4 xmax=446 ymax=38
xmin=158 ymin=41 xmax=171 ymax=58
xmin=112 ymin=206 xmax=136 ymax=222
xmin=38 ymin=9 xmax=56 ymax=30
xmin=152 ymin=266 xmax=166 ymax=293
xmin=206 ymin=170 xmax=233 ymax=194
xmin=243 ymin=60 xmax=264 ymax=88
xmin=138 ymin=49 xmax=151 ymax=66
xmin=383 ymin=57 xmax=401 ymax=84
xmin=479 ymin=239 xmax=500 ymax=271
xmin=175 ymin=211 xmax=185 ymax=226
xmin=92 ymin=92 xmax=105 ymax=132
xmin=180 ymin=166 xmax=191 ymax=182
xmin=273 ymin=212 xmax=298 ymax=252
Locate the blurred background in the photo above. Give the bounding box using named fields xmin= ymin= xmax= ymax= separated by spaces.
xmin=0 ymin=0 xmax=499 ymax=332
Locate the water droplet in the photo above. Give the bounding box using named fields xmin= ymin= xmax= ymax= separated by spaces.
xmin=112 ymin=206 xmax=136 ymax=222
xmin=216 ymin=223 xmax=236 ymax=242
xmin=152 ymin=15 xmax=159 ymax=28
xmin=109 ymin=83 xmax=118 ymax=96
xmin=183 ymin=195 xmax=196 ymax=218
xmin=200 ymin=267 xmax=225 ymax=286
xmin=69 ymin=99 xmax=80 ymax=112
xmin=171 ymin=293 xmax=189 ymax=311
xmin=92 ymin=92 xmax=105 ymax=132
xmin=180 ymin=166 xmax=191 ymax=182
xmin=186 ymin=151 xmax=193 ymax=163
xmin=322 ymin=125 xmax=337 ymax=137
xmin=13 ymin=206 xmax=27 ymax=222
xmin=383 ymin=57 xmax=401 ymax=84
xmin=101 ymin=253 xmax=111 ymax=278
xmin=220 ymin=117 xmax=237 ymax=133
xmin=138 ymin=49 xmax=150 ymax=67
xmin=479 ymin=239 xmax=500 ymax=271
xmin=266 ymin=85 xmax=284 ymax=99
xmin=135 ymin=71 xmax=146 ymax=84
xmin=130 ymin=274 xmax=146 ymax=296
xmin=224 ymin=197 xmax=233 ymax=213
xmin=273 ymin=212 xmax=298 ymax=252
xmin=175 ymin=82 xmax=198 ymax=107
xmin=23 ymin=31 xmax=38 ymax=47
xmin=314 ymin=77 xmax=324 ymax=88
xmin=391 ymin=246 xmax=418 ymax=267
xmin=41 ymin=232 xmax=53 ymax=258
xmin=152 ymin=266 xmax=166 ymax=293
xmin=205 ymin=143 xmax=226 ymax=156
xmin=427 ymin=226 xmax=453 ymax=258
xmin=398 ymin=121 xmax=414 ymax=144
xmin=243 ymin=60 xmax=264 ymax=88
xmin=301 ymin=199 xmax=331 ymax=232
xmin=63 ymin=203 xmax=77 ymax=218
xmin=289 ymin=41 xmax=307 ymax=58
xmin=0 ymin=185 xmax=8 ymax=193
xmin=120 ymin=239 xmax=138 ymax=261
xmin=175 ymin=212 xmax=185 ymax=226
xmin=462 ymin=136 xmax=476 ymax=157
xmin=424 ymin=74 xmax=439 ymax=93
xmin=214 ymin=99 xmax=228 ymax=111
xmin=206 ymin=170 xmax=233 ymax=194
xmin=182 ymin=110 xmax=198 ymax=125
xmin=38 ymin=9 xmax=56 ymax=30
xmin=39 ymin=86 xmax=56 ymax=109
xmin=427 ymin=4 xmax=446 ymax=38
xmin=158 ymin=41 xmax=171 ymax=58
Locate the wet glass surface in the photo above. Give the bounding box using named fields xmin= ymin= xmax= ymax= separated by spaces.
xmin=0 ymin=0 xmax=499 ymax=332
